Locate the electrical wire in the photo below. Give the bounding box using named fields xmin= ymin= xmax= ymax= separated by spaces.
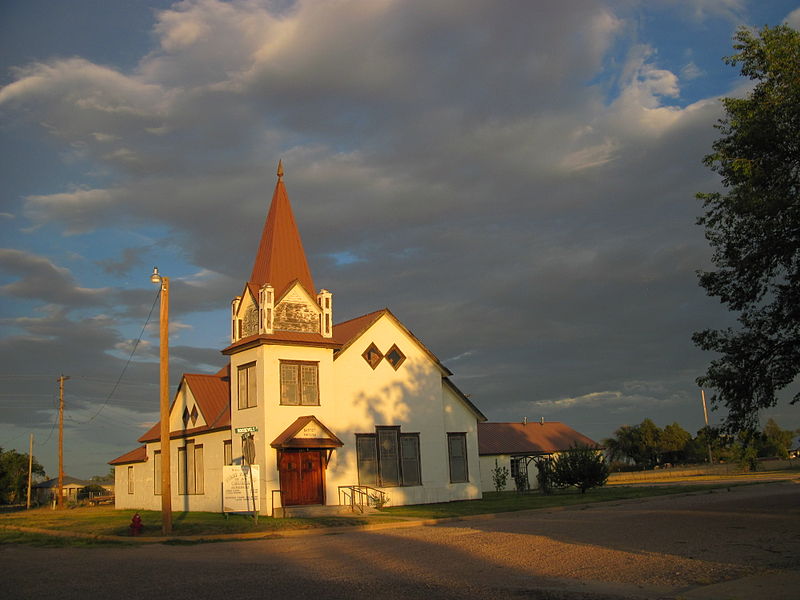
xmin=69 ymin=288 xmax=161 ymax=425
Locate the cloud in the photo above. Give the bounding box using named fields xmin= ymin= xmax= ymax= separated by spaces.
xmin=787 ymin=8 xmax=800 ymax=28
xmin=96 ymin=246 xmax=149 ymax=276
xmin=4 ymin=0 xmax=787 ymax=474
xmin=0 ymin=249 xmax=109 ymax=306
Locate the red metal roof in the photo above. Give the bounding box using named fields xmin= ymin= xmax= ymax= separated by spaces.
xmin=109 ymin=445 xmax=147 ymax=465
xmin=222 ymin=330 xmax=341 ymax=355
xmin=138 ymin=372 xmax=231 ymax=443
xmin=477 ymin=422 xmax=599 ymax=455
xmin=249 ymin=169 xmax=316 ymax=299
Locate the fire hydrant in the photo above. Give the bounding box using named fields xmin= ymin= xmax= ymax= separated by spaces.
xmin=130 ymin=513 xmax=143 ymax=536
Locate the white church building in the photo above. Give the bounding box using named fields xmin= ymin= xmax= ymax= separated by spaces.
xmin=111 ymin=164 xmax=486 ymax=515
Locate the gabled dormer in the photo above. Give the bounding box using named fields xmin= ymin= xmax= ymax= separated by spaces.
xmin=229 ymin=162 xmax=333 ymax=346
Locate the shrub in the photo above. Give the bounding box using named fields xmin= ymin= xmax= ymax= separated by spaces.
xmin=491 ymin=460 xmax=509 ymax=492
xmin=551 ymin=444 xmax=609 ymax=494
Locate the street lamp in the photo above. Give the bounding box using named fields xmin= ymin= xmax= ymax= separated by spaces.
xmin=151 ymin=266 xmax=172 ymax=534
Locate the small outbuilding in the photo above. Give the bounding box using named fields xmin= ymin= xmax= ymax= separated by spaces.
xmin=478 ymin=420 xmax=599 ymax=492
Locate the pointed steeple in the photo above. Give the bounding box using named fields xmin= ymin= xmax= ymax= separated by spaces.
xmin=249 ymin=163 xmax=316 ymax=298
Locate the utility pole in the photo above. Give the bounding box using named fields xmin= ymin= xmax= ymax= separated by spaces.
xmin=57 ymin=375 xmax=70 ymax=509
xmin=26 ymin=433 xmax=33 ymax=510
xmin=701 ymin=389 xmax=713 ymax=465
xmin=151 ymin=267 xmax=172 ymax=534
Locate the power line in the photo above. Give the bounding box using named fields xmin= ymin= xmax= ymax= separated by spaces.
xmin=70 ymin=289 xmax=160 ymax=425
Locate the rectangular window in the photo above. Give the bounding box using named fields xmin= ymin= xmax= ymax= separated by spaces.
xmin=154 ymin=450 xmax=161 ymax=495
xmin=280 ymin=361 xmax=319 ymax=405
xmin=238 ymin=363 xmax=257 ymax=409
xmin=223 ymin=440 xmax=233 ymax=466
xmin=377 ymin=427 xmax=401 ymax=486
xmin=127 ymin=466 xmax=134 ymax=494
xmin=356 ymin=435 xmax=378 ymax=486
xmin=447 ymin=433 xmax=469 ymax=483
xmin=400 ymin=434 xmax=421 ymax=486
xmin=357 ymin=429 xmax=422 ymax=487
xmin=178 ymin=441 xmax=204 ymax=495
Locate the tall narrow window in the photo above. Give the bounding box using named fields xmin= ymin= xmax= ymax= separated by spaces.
xmin=238 ymin=362 xmax=257 ymax=409
xmin=447 ymin=433 xmax=469 ymax=483
xmin=377 ymin=427 xmax=400 ymax=486
xmin=127 ymin=466 xmax=134 ymax=494
xmin=223 ymin=440 xmax=233 ymax=466
xmin=400 ymin=434 xmax=421 ymax=486
xmin=356 ymin=434 xmax=378 ymax=486
xmin=280 ymin=361 xmax=319 ymax=405
xmin=154 ymin=450 xmax=161 ymax=495
xmin=178 ymin=441 xmax=204 ymax=495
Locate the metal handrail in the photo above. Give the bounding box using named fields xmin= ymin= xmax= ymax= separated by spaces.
xmin=338 ymin=485 xmax=386 ymax=513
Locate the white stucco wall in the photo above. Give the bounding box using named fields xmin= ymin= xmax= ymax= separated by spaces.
xmin=114 ymin=429 xmax=230 ymax=512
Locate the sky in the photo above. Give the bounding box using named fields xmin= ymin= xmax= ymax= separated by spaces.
xmin=1 ymin=0 xmax=799 ymax=480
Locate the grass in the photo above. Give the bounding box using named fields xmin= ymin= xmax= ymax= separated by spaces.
xmin=0 ymin=505 xmax=402 ymax=540
xmin=378 ymin=484 xmax=741 ymax=519
xmin=0 ymin=479 xmax=780 ymax=546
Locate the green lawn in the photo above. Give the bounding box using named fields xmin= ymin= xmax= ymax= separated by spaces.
xmin=379 ymin=484 xmax=742 ymax=518
xmin=0 ymin=481 xmax=760 ymax=546
xmin=0 ymin=505 xmax=400 ymax=541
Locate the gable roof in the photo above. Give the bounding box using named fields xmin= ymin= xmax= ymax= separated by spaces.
xmin=249 ymin=164 xmax=316 ymax=299
xmin=271 ymin=415 xmax=344 ymax=449
xmin=478 ymin=422 xmax=599 ymax=455
xmin=109 ymin=446 xmax=147 ymax=466
xmin=332 ymin=308 xmax=453 ymax=376
xmin=33 ymin=475 xmax=92 ymax=488
xmin=138 ymin=372 xmax=231 ymax=443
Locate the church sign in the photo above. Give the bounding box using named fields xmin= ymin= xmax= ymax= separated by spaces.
xmin=222 ymin=465 xmax=260 ymax=513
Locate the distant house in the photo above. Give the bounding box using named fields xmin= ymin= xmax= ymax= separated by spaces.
xmin=478 ymin=420 xmax=599 ymax=491
xmin=32 ymin=476 xmax=91 ymax=505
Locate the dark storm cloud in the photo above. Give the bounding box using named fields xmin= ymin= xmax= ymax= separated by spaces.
xmin=2 ymin=1 xmax=796 ymax=473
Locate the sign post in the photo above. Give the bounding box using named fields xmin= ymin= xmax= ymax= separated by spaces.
xmin=237 ymin=429 xmax=259 ymax=524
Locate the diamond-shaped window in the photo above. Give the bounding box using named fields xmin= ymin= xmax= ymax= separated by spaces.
xmin=190 ymin=406 xmax=199 ymax=426
xmin=362 ymin=343 xmax=383 ymax=369
xmin=385 ymin=344 xmax=406 ymax=370
xmin=182 ymin=407 xmax=191 ymax=426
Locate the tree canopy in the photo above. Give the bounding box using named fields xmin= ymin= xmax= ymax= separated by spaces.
xmin=694 ymin=24 xmax=800 ymax=433
xmin=0 ymin=447 xmax=46 ymax=504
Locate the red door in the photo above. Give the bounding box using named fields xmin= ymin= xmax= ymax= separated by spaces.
xmin=279 ymin=450 xmax=324 ymax=505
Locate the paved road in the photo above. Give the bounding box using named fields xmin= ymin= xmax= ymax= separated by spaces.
xmin=3 ymin=482 xmax=799 ymax=599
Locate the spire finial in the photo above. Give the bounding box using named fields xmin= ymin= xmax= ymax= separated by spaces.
xmin=277 ymin=159 xmax=284 ymax=180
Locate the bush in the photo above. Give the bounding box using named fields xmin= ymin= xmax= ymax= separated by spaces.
xmin=491 ymin=460 xmax=509 ymax=492
xmin=551 ymin=444 xmax=609 ymax=494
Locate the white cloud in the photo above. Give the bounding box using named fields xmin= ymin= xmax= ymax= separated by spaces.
xmin=787 ymin=8 xmax=800 ymax=28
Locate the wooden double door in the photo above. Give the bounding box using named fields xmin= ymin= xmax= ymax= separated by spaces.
xmin=279 ymin=449 xmax=324 ymax=506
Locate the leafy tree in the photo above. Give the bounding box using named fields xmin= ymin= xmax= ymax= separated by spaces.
xmin=694 ymin=24 xmax=800 ymax=433
xmin=90 ymin=468 xmax=115 ymax=484
xmin=603 ymin=419 xmax=663 ymax=468
xmin=659 ymin=422 xmax=692 ymax=464
xmin=551 ymin=444 xmax=609 ymax=494
xmin=0 ymin=447 xmax=46 ymax=504
xmin=759 ymin=418 xmax=798 ymax=458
